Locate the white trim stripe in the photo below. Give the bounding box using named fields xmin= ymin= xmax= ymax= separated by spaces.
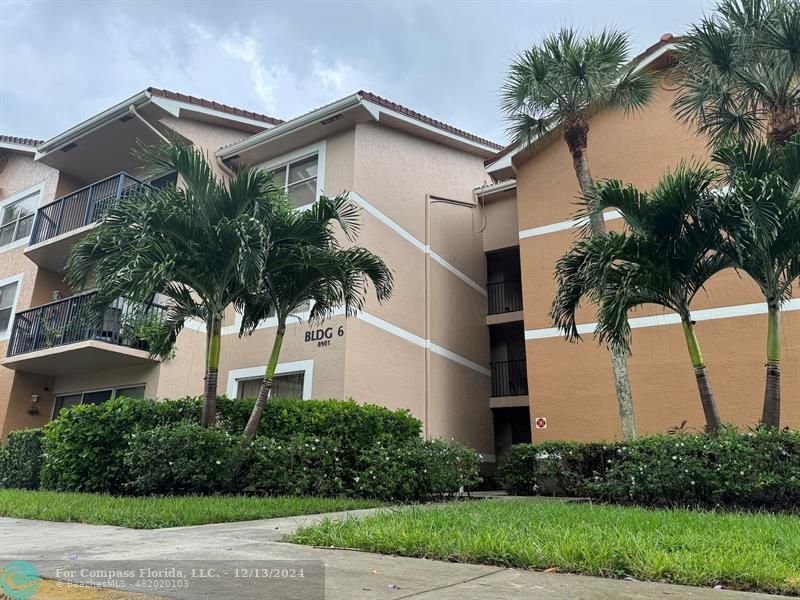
xmin=519 ymin=210 xmax=622 ymax=240
xmin=525 ymin=299 xmax=800 ymax=340
xmin=357 ymin=310 xmax=490 ymax=376
xmin=349 ymin=191 xmax=487 ymax=297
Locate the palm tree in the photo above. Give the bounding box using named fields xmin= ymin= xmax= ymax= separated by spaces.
xmin=238 ymin=194 xmax=393 ymax=445
xmin=673 ymin=0 xmax=800 ymax=146
xmin=711 ymin=133 xmax=800 ymax=427
xmin=501 ymin=28 xmax=656 ymax=440
xmin=67 ymin=140 xmax=285 ymax=427
xmin=551 ymin=165 xmax=732 ymax=433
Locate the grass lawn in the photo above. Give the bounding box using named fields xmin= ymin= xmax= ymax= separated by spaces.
xmin=0 ymin=489 xmax=381 ymax=529
xmin=288 ymin=499 xmax=800 ymax=595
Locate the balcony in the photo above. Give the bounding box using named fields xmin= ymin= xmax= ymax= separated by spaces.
xmin=490 ymin=360 xmax=528 ymax=398
xmin=486 ymin=247 xmax=523 ymax=325
xmin=25 ymin=173 xmax=149 ymax=272
xmin=487 ymin=280 xmax=522 ymax=315
xmin=1 ymin=292 xmax=166 ymax=376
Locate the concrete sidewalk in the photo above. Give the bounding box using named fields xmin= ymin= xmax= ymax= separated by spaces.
xmin=0 ymin=510 xmax=791 ymax=600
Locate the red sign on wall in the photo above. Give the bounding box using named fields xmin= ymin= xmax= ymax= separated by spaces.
xmin=534 ymin=417 xmax=547 ymax=429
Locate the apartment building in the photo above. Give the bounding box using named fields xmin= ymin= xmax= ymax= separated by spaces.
xmin=481 ymin=36 xmax=800 ymax=443
xmin=0 ymin=87 xmax=503 ymax=461
xmin=1 ymin=36 xmax=797 ymax=457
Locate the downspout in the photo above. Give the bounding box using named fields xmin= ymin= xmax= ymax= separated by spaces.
xmin=215 ymin=155 xmax=236 ymax=178
xmin=130 ymin=103 xmax=236 ymax=179
xmin=424 ymin=193 xmax=480 ymax=439
xmin=128 ymin=105 xmax=169 ymax=143
xmin=424 ymin=195 xmax=431 ymax=439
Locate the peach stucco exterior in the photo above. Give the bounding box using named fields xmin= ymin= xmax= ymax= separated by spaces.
xmin=2 ymin=70 xmax=798 ymax=456
xmin=513 ymin=75 xmax=800 ymax=441
xmin=0 ymin=92 xmax=497 ymax=457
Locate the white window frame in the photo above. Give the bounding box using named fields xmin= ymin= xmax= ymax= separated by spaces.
xmin=0 ymin=272 xmax=24 ymax=341
xmin=0 ymin=183 xmax=44 ymax=252
xmin=226 ymin=360 xmax=314 ymax=400
xmin=255 ymin=140 xmax=326 ymax=211
xmin=50 ymin=383 xmax=147 ymax=419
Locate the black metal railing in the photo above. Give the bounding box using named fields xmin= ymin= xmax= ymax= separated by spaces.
xmin=490 ymin=360 xmax=528 ymax=397
xmin=6 ymin=292 xmax=167 ymax=357
xmin=487 ymin=280 xmax=523 ymax=315
xmin=29 ymin=172 xmax=149 ymax=245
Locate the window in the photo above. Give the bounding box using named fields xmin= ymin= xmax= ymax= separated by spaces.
xmin=237 ymin=372 xmax=305 ymax=400
xmin=53 ymin=385 xmax=146 ymax=418
xmin=0 ymin=280 xmax=19 ymax=335
xmin=0 ymin=191 xmax=38 ymax=247
xmin=269 ymin=155 xmax=319 ymax=208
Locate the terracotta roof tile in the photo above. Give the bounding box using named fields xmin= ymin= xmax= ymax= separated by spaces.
xmin=147 ymin=87 xmax=284 ymax=126
xmin=0 ymin=135 xmax=42 ymax=147
xmin=359 ymin=91 xmax=503 ymax=150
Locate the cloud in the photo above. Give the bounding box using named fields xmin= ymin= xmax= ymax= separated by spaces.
xmin=314 ymin=60 xmax=355 ymax=93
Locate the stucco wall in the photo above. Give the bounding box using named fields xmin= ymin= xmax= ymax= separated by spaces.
xmin=514 ymin=74 xmax=800 ymax=440
xmin=0 ymin=152 xmax=62 ymax=437
xmin=344 ymin=122 xmax=493 ymax=451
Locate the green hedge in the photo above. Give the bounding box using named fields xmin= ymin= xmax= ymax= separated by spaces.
xmin=41 ymin=397 xmax=199 ymax=493
xmin=497 ymin=428 xmax=800 ymax=509
xmin=37 ymin=396 xmax=458 ymax=500
xmin=0 ymin=428 xmax=45 ymax=490
xmin=124 ymin=424 xmax=243 ymax=495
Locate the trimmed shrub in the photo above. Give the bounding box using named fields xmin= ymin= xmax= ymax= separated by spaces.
xmin=244 ymin=435 xmax=482 ymax=502
xmin=497 ymin=441 xmax=614 ymax=496
xmin=123 ymin=423 xmax=241 ymax=495
xmin=220 ymin=397 xmax=421 ymax=452
xmin=0 ymin=428 xmax=44 ymax=490
xmin=353 ymin=438 xmax=482 ymax=501
xmin=41 ymin=397 xmax=200 ymax=493
xmin=498 ymin=428 xmax=800 ymax=510
xmin=244 ymin=435 xmax=350 ymax=497
xmin=40 ymin=396 xmax=419 ymax=494
xmin=592 ymin=429 xmax=800 ymax=508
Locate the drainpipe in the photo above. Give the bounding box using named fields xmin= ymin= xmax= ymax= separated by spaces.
xmin=215 ymin=154 xmax=236 ymax=178
xmin=128 ymin=105 xmax=169 ymax=143
xmin=423 ymin=194 xmax=478 ymax=439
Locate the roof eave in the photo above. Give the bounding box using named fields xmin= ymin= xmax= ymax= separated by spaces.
xmin=0 ymin=141 xmax=38 ymax=155
xmin=35 ymin=91 xmax=152 ymax=157
xmin=217 ymin=93 xmax=364 ymax=159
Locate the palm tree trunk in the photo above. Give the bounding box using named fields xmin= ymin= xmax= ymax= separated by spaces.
xmin=681 ymin=319 xmax=721 ymax=433
xmin=242 ymin=323 xmax=286 ymax=446
xmin=201 ymin=315 xmax=222 ymax=427
xmin=761 ymin=306 xmax=781 ymax=428
xmin=767 ymin=104 xmax=800 ymax=147
xmin=565 ymin=117 xmax=637 ymax=440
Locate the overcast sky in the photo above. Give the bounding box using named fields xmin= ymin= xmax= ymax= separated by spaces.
xmin=1 ymin=0 xmax=712 ymax=145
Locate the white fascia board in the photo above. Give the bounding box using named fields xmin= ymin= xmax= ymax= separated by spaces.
xmin=217 ymin=93 xmax=364 ymax=159
xmin=364 ymin=100 xmax=501 ymax=155
xmin=35 ymin=91 xmax=152 ymax=157
xmin=485 ymin=149 xmax=515 ymax=174
xmin=0 ymin=142 xmax=37 ymax=155
xmin=150 ymin=96 xmax=274 ymax=130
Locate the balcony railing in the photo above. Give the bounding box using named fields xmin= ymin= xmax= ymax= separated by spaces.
xmin=490 ymin=360 xmax=528 ymax=397
xmin=29 ymin=172 xmax=149 ymax=246
xmin=6 ymin=292 xmax=167 ymax=357
xmin=487 ymin=280 xmax=523 ymax=315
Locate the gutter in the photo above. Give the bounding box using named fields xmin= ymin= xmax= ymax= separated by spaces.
xmin=36 ymin=91 xmax=152 ymax=155
xmin=474 ymin=179 xmax=517 ymax=197
xmin=217 ymin=93 xmax=364 ymax=160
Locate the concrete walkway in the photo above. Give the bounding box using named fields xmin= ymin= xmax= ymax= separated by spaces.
xmin=0 ymin=509 xmax=791 ymax=600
